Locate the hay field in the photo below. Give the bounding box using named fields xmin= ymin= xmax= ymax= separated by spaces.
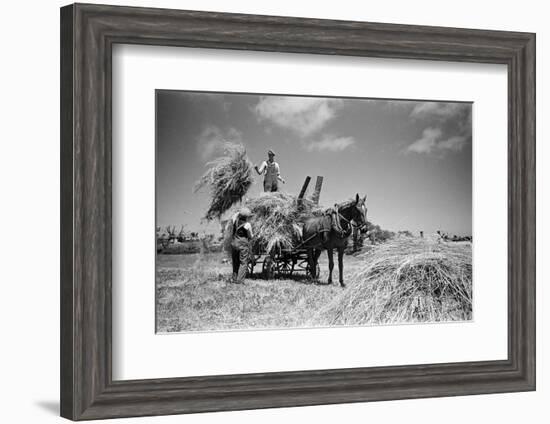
xmin=156 ymin=238 xmax=472 ymax=333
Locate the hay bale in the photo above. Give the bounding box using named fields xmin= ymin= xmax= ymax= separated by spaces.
xmin=312 ymin=238 xmax=472 ymax=325
xmin=194 ymin=142 xmax=254 ymax=220
xmin=245 ymin=192 xmax=322 ymax=254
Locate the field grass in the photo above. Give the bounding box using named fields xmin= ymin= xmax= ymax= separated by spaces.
xmin=160 ymin=240 xmax=222 ymax=255
xmin=156 ymin=252 xmax=343 ymax=332
xmin=156 ymin=239 xmax=472 ymax=333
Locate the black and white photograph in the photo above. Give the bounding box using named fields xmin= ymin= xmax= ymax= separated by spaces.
xmin=155 ymin=90 xmax=473 ymax=333
xmin=1 ymin=0 xmax=543 ymax=422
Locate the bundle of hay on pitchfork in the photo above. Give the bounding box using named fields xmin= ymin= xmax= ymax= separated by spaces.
xmin=194 ymin=142 xmax=255 ymax=221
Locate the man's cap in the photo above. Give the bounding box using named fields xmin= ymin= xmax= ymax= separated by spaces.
xmin=268 ymin=149 xmax=275 ymax=156
xmin=239 ymin=207 xmax=252 ymax=217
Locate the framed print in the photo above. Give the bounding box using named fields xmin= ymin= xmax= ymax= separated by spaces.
xmin=60 ymin=3 xmax=535 ymax=421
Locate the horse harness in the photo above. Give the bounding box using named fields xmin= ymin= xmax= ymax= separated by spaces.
xmin=299 ymin=203 xmax=364 ymax=249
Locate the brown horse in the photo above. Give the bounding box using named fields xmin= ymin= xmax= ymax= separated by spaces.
xmin=302 ymin=194 xmax=368 ymax=287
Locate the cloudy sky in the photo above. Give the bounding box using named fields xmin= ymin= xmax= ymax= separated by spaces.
xmin=156 ymin=90 xmax=472 ymax=236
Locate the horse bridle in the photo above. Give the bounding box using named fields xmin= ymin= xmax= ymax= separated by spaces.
xmin=332 ymin=203 xmax=368 ymax=237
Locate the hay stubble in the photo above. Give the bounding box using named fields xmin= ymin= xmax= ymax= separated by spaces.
xmin=156 ymin=239 xmax=472 ymax=332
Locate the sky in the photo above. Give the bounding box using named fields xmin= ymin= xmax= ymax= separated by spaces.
xmin=156 ymin=90 xmax=472 ymax=236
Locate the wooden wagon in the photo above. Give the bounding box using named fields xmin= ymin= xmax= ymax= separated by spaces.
xmin=248 ymin=242 xmax=320 ymax=279
xmin=247 ymin=176 xmax=323 ymax=279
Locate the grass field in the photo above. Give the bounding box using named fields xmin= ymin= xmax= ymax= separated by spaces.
xmin=156 ymin=239 xmax=472 ymax=333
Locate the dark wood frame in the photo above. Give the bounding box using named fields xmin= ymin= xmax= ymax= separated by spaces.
xmin=60 ymin=3 xmax=536 ymax=421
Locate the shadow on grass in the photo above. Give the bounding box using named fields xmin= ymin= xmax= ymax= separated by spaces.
xmin=246 ymin=271 xmax=338 ymax=287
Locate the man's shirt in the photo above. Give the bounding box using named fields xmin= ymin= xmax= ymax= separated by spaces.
xmin=257 ymin=160 xmax=281 ymax=182
xmin=231 ymin=214 xmax=253 ymax=239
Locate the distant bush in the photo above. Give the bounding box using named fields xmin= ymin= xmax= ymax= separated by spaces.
xmin=366 ymin=221 xmax=395 ymax=244
xmin=160 ymin=240 xmax=222 ymax=255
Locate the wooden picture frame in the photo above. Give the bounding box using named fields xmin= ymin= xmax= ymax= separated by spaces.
xmin=60 ymin=3 xmax=535 ymax=420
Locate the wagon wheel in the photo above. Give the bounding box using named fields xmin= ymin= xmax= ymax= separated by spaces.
xmin=262 ymin=256 xmax=274 ymax=279
xmin=306 ymin=262 xmax=321 ymax=279
xmin=276 ymin=259 xmax=294 ymax=278
xmin=247 ymin=254 xmax=260 ymax=277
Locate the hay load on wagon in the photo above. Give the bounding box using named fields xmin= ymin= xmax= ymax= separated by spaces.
xmin=245 ymin=192 xmax=323 ymax=254
xmin=233 ymin=192 xmax=326 ymax=279
xmin=222 ymin=192 xmax=324 ymax=256
xmin=311 ymin=238 xmax=472 ymax=325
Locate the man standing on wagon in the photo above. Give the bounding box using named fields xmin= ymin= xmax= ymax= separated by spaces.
xmin=255 ymin=149 xmax=285 ymax=192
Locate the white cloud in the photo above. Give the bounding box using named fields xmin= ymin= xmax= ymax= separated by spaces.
xmin=253 ymin=96 xmax=343 ymax=136
xmin=407 ymin=127 xmax=442 ymax=154
xmin=410 ymin=102 xmax=470 ymax=120
xmin=196 ymin=126 xmax=242 ymax=160
xmin=438 ymin=135 xmax=468 ymax=152
xmin=406 ymin=102 xmax=471 ymax=155
xmin=253 ymin=96 xmax=354 ymax=153
xmin=406 ymin=127 xmax=468 ymax=155
xmin=304 ymin=135 xmax=356 ymax=152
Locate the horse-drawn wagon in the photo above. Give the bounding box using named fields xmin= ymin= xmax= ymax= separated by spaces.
xmin=248 ymin=199 xmax=367 ymax=288
xmin=248 ymin=238 xmax=320 ymax=279
xmin=246 ymin=176 xmax=323 ymax=279
xmin=195 ymin=143 xmax=367 ymax=285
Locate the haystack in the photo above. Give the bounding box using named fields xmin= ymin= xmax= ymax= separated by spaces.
xmin=194 ymin=142 xmax=254 ymax=220
xmin=312 ymin=239 xmax=472 ymax=325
